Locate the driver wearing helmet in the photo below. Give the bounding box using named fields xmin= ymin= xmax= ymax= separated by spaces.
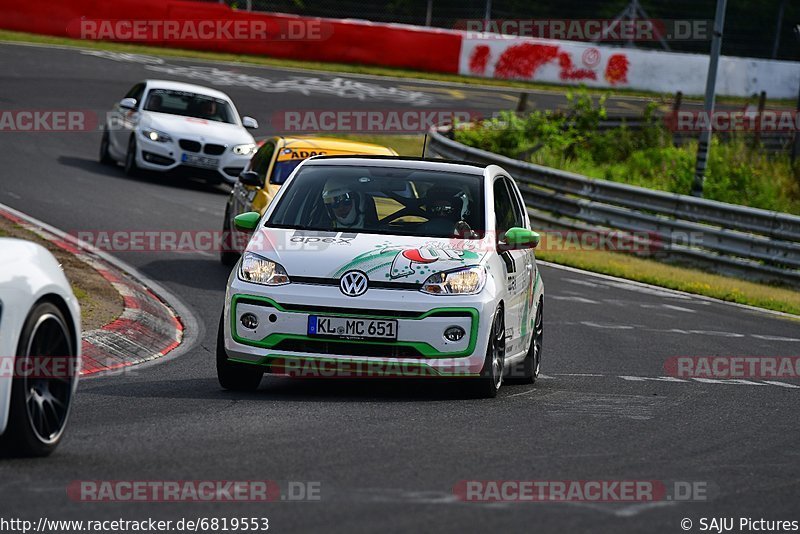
xmin=323 ymin=177 xmax=365 ymax=229
xmin=425 ymin=185 xmax=474 ymax=237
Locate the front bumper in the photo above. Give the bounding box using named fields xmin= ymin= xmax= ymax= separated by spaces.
xmin=135 ymin=133 xmax=250 ymax=183
xmin=223 ymin=275 xmax=499 ymax=378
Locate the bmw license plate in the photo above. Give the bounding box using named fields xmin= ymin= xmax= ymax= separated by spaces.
xmin=181 ymin=153 xmax=219 ymax=169
xmin=308 ymin=316 xmax=397 ymax=341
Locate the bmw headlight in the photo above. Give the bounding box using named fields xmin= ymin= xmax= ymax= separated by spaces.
xmin=239 ymin=252 xmax=290 ymax=286
xmin=233 ymin=143 xmax=257 ymax=156
xmin=420 ymin=266 xmax=486 ymax=295
xmin=142 ymin=129 xmax=172 ymax=143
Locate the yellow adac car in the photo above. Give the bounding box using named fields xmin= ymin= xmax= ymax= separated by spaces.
xmin=221 ymin=136 xmax=398 ymax=265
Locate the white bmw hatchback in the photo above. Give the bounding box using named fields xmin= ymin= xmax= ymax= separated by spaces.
xmin=218 ymin=157 xmax=544 ymax=397
xmin=100 ymin=80 xmax=259 ymax=184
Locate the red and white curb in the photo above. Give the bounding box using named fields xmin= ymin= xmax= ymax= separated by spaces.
xmin=0 ymin=204 xmax=185 ymax=376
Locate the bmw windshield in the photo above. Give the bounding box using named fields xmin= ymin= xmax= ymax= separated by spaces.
xmin=267 ymin=165 xmax=485 ymax=239
xmin=143 ymin=89 xmax=237 ymax=124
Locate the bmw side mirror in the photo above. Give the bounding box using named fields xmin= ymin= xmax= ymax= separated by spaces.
xmin=242 ymin=116 xmax=259 ymax=129
xmin=234 ymin=212 xmax=261 ymax=232
xmin=503 ymin=227 xmax=540 ymax=249
xmin=119 ymin=98 xmax=137 ymax=110
xmin=238 ymin=171 xmax=265 ymax=188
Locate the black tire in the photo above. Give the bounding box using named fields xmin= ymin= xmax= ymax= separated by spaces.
xmin=123 ymin=135 xmax=139 ymax=176
xmin=216 ymin=314 xmax=263 ymax=391
xmin=220 ymin=202 xmax=240 ymax=267
xmin=99 ymin=129 xmax=114 ymax=166
xmin=468 ymin=306 xmax=505 ymax=398
xmin=506 ymin=300 xmax=543 ymax=385
xmin=0 ymin=302 xmax=77 ymax=457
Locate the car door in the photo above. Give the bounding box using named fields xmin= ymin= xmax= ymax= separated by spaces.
xmin=110 ymin=82 xmax=144 ymax=155
xmin=493 ymin=176 xmax=529 ymax=356
xmin=505 ymin=176 xmax=538 ymax=348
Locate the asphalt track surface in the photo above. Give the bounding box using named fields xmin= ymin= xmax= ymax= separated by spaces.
xmin=1 ymin=42 xmax=799 ymax=533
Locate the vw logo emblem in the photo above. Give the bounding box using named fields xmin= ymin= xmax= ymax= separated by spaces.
xmin=340 ymin=270 xmax=368 ymax=297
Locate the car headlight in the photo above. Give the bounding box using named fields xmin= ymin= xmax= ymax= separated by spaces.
xmin=420 ymin=266 xmax=486 ymax=295
xmin=233 ymin=143 xmax=257 ymax=156
xmin=238 ymin=253 xmax=290 ymax=286
xmin=142 ymin=129 xmax=172 ymax=143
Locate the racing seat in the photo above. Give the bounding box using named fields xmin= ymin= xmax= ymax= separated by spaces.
xmin=362 ymin=194 xmax=379 ymax=227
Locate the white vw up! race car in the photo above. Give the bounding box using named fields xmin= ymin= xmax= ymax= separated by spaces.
xmin=218 ymin=157 xmax=544 ymax=397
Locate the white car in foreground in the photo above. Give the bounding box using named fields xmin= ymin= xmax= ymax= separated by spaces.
xmin=100 ymin=80 xmax=259 ymax=184
xmin=218 ymin=157 xmax=544 ymax=398
xmin=0 ymin=239 xmax=81 ymax=456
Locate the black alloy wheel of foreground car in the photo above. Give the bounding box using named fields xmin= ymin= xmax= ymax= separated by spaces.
xmin=0 ymin=302 xmax=76 ymax=457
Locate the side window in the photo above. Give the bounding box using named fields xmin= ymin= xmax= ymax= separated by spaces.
xmin=493 ymin=178 xmax=516 ymax=236
xmin=503 ymin=177 xmax=526 ymax=229
xmin=248 ymin=142 xmax=276 ymax=182
xmin=124 ymin=83 xmax=145 ymax=108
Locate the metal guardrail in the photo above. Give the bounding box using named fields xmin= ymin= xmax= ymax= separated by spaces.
xmin=426 ymin=129 xmax=800 ymax=287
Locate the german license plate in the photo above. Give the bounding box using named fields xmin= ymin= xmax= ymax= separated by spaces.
xmin=181 ymin=153 xmax=219 ymax=169
xmin=308 ymin=315 xmax=398 ymax=341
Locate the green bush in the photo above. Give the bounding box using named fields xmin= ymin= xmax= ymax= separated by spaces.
xmin=454 ymin=89 xmax=800 ymax=215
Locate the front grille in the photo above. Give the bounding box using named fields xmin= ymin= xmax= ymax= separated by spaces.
xmin=235 ymin=298 xmax=427 ymax=318
xmin=273 ymin=339 xmax=425 ymax=359
xmin=179 ymin=139 xmax=201 ymax=152
xmin=204 ymin=143 xmax=226 ymax=155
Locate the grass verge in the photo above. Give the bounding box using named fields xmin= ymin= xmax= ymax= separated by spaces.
xmin=0 ymin=29 xmax=790 ymax=107
xmin=0 ymin=217 xmax=123 ymax=329
xmin=536 ymin=248 xmax=800 ymax=316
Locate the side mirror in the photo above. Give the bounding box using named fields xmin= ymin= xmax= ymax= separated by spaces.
xmin=238 ymin=171 xmax=265 ymax=188
xmin=503 ymin=227 xmax=540 ymax=249
xmin=234 ymin=212 xmax=261 ymax=232
xmin=242 ymin=116 xmax=259 ymax=129
xmin=119 ymin=98 xmax=137 ymax=110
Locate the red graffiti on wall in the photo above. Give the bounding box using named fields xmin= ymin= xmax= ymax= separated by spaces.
xmin=605 ymin=54 xmax=629 ymax=85
xmin=468 ymin=45 xmax=491 ymax=75
xmin=491 ymin=43 xmax=560 ymax=78
xmin=468 ymin=42 xmax=631 ymax=86
xmin=557 ymin=52 xmax=596 ymax=81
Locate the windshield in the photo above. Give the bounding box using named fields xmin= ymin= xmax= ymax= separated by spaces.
xmin=143 ymin=89 xmax=236 ymax=124
xmin=267 ymin=165 xmax=485 ymax=238
xmin=271 ymin=159 xmax=303 ymax=185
